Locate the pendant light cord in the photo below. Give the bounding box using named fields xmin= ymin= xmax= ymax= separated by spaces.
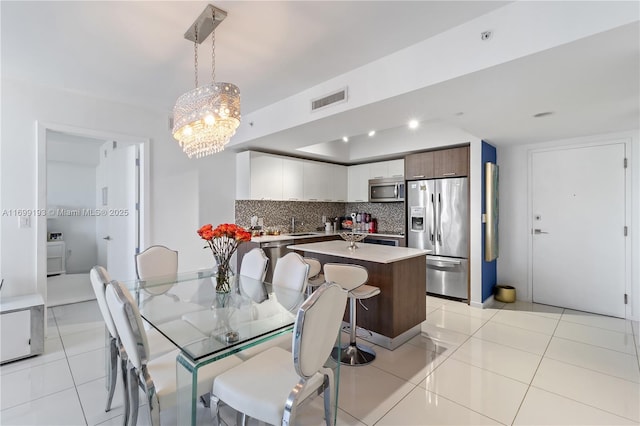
xmin=193 ymin=26 xmax=199 ymax=88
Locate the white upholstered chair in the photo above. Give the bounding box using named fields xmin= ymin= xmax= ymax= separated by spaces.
xmin=324 ymin=263 xmax=380 ymax=366
xmin=272 ymin=252 xmax=310 ymax=313
xmin=239 ymin=247 xmax=269 ymax=281
xmin=89 ymin=266 xmax=130 ymax=422
xmin=234 ymin=252 xmax=309 ymax=362
xmin=105 ymin=280 xmax=242 ymax=426
xmin=135 ymin=245 xmax=178 ymax=282
xmin=134 ymin=245 xmax=203 ymax=323
xmin=211 ymin=282 xmax=348 ymax=426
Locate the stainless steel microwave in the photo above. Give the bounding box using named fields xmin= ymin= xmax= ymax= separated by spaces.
xmin=369 ymin=178 xmax=405 ymax=202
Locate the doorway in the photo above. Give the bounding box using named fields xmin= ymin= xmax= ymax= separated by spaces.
xmin=36 ymin=122 xmax=149 ymax=307
xmin=529 ymin=140 xmax=629 ymax=318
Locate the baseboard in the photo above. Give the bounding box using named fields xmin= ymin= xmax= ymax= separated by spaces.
xmin=471 ymin=295 xmax=500 ymax=309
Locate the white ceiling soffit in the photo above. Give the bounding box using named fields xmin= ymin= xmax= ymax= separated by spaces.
xmin=230 ymin=1 xmax=639 ymax=156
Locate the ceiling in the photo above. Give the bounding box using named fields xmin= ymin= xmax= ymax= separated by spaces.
xmin=2 ymin=1 xmax=639 ymax=162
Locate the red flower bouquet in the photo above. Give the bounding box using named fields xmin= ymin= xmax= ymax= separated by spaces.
xmin=198 ymin=223 xmax=251 ymax=292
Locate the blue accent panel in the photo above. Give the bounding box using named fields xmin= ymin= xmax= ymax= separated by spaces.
xmin=481 ymin=141 xmax=497 ymax=302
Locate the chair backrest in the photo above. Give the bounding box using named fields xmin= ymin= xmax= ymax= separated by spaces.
xmin=272 ymin=252 xmax=310 ymax=312
xmin=89 ymin=266 xmax=118 ymax=339
xmin=240 ymin=248 xmax=269 ymax=281
xmin=323 ymin=263 xmax=368 ymax=292
xmin=105 ymin=280 xmax=150 ymax=370
xmin=135 ymin=245 xmax=178 ymax=295
xmin=135 ymin=245 xmax=178 ymax=279
xmin=303 ymin=258 xmax=322 ymax=279
xmin=293 ymin=282 xmax=348 ymax=379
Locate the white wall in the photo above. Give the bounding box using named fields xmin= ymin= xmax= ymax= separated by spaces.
xmin=0 ymin=78 xmax=237 ymax=299
xmin=498 ymin=130 xmax=639 ymax=320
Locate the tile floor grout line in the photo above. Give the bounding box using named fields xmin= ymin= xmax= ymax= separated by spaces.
xmin=526 ymin=383 xmax=640 ymax=424
xmin=54 ymin=309 xmax=92 ymax=426
xmin=507 ymin=306 xmax=564 ymax=425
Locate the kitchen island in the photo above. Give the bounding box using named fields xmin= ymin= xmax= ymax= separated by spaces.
xmin=288 ymin=240 xmax=429 ymax=349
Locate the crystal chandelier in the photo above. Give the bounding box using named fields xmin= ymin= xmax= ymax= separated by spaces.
xmin=172 ymin=5 xmax=241 ymax=158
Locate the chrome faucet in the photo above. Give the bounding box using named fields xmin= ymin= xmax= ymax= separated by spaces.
xmin=291 ymin=217 xmax=296 ymax=233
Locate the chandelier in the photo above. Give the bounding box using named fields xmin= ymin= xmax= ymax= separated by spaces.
xmin=172 ymin=5 xmax=241 ymax=158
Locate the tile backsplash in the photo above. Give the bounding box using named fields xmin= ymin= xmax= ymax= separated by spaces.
xmin=235 ymin=200 xmax=405 ymax=234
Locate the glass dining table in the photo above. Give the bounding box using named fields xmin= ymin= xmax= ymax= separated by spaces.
xmin=121 ymin=269 xmax=340 ymax=426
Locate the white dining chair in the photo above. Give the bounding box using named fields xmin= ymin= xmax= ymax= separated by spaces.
xmin=239 ymin=248 xmax=269 ymax=302
xmin=234 ymin=252 xmax=309 ymax=362
xmin=135 ymin=245 xmax=178 ymax=282
xmin=89 ymin=266 xmax=130 ymax=422
xmin=105 ymin=280 xmax=243 ymax=426
xmin=211 ymin=282 xmax=348 ymax=426
xmin=134 ymin=245 xmax=204 ymax=323
xmin=239 ymin=247 xmax=269 ymax=281
xmin=272 ymin=252 xmax=309 ymax=313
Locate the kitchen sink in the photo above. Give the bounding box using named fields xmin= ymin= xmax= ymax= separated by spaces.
xmin=289 ymin=232 xmax=320 ymax=236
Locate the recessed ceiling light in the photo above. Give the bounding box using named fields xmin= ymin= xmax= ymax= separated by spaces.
xmin=533 ymin=111 xmax=554 ymax=118
xmin=342 ymin=136 xmax=349 ymax=143
xmin=368 ymin=130 xmax=376 ymax=137
xmin=408 ymin=120 xmax=419 ymax=129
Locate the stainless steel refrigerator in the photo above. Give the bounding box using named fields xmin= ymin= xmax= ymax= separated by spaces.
xmin=407 ymin=178 xmax=468 ymax=299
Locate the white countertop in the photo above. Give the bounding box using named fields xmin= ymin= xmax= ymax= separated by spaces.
xmin=250 ymin=231 xmax=404 ymax=244
xmin=287 ymin=240 xmax=429 ymax=264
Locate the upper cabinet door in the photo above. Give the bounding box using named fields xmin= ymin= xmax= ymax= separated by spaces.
xmin=368 ymin=162 xmax=388 ymax=179
xmin=347 ymin=164 xmax=370 ymax=202
xmin=303 ymin=161 xmax=328 ymax=201
xmin=405 ymin=151 xmax=435 ymax=180
xmin=329 ymin=164 xmax=348 ymax=202
xmin=434 ymin=146 xmax=469 ymax=177
xmin=387 ymin=159 xmax=405 ymax=178
xmin=282 ymin=157 xmax=304 ymax=201
xmin=251 ymin=153 xmax=283 ymax=200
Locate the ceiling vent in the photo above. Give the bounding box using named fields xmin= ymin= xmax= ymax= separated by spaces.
xmin=311 ymin=87 xmax=348 ymax=112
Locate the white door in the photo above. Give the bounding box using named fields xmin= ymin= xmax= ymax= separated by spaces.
xmin=99 ymin=143 xmax=139 ymax=281
xmin=531 ymin=143 xmax=626 ymax=317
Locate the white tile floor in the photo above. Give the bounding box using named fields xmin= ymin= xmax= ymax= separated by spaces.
xmin=1 ymin=296 xmax=639 ymax=425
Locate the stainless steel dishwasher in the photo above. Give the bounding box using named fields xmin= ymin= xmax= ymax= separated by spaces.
xmin=260 ymin=240 xmax=294 ymax=282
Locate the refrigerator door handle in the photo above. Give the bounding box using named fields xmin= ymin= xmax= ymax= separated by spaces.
xmin=430 ymin=193 xmax=435 ymax=242
xmin=436 ymin=193 xmax=442 ymax=244
xmin=427 ymin=258 xmax=462 ymax=267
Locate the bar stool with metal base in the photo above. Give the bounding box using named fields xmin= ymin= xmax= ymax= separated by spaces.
xmin=324 ymin=263 xmax=380 ymax=365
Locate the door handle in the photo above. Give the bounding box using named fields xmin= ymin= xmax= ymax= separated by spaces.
xmin=103 ymin=236 xmax=112 ymax=240
xmin=533 ymin=229 xmax=549 ymax=234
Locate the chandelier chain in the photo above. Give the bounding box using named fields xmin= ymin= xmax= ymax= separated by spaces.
xmin=211 ymin=9 xmax=216 ymax=83
xmin=194 ymin=26 xmax=199 ymax=88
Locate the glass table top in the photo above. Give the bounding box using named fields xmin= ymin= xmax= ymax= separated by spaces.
xmin=122 ymin=270 xmax=298 ymax=361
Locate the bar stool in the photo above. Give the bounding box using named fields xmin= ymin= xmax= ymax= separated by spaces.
xmin=324 ymin=263 xmax=380 ymax=365
xmin=304 ymin=257 xmax=325 ymax=297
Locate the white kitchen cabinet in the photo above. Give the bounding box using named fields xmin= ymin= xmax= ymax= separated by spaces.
xmin=369 ymin=159 xmax=405 ymax=179
xmin=348 ymin=164 xmax=369 ymax=202
xmin=0 ymin=294 xmax=45 ymax=364
xmin=282 ymin=157 xmax=304 ymax=201
xmin=369 ymin=162 xmax=387 ymax=179
xmin=329 ymin=164 xmax=348 ymax=202
xmin=251 ymin=153 xmax=283 ymax=200
xmin=387 ymin=159 xmax=405 ymax=178
xmin=237 ymin=151 xmax=284 ymax=200
xmin=303 ymin=161 xmax=328 ymax=201
xmin=47 ymin=241 xmax=66 ymax=276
